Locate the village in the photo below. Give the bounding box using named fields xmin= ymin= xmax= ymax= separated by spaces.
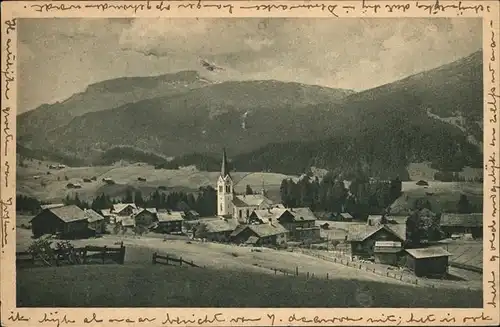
xmin=18 ymin=149 xmax=484 ymax=289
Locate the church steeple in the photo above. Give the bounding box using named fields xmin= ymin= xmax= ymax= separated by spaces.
xmin=221 ymin=147 xmax=230 ymax=177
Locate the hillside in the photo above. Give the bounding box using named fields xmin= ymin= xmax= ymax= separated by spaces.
xmin=17 ymin=51 xmax=482 ymax=177
xmin=18 ymin=78 xmax=353 ymax=160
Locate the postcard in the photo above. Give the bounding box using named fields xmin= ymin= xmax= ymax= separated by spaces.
xmin=1 ymin=0 xmax=499 ymax=326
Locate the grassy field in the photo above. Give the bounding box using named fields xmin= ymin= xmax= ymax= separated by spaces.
xmin=16 ymin=264 xmax=482 ymax=308
xmin=392 ymin=181 xmax=482 ymax=215
xmin=16 ymin=160 xmax=296 ymax=202
xmin=406 ymin=162 xmax=482 ymax=181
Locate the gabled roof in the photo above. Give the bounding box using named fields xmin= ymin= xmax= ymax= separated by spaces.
xmin=233 ymin=194 xmax=273 ymax=207
xmin=157 ymin=210 xmax=184 ymax=222
xmin=31 ymin=205 xmax=87 ymax=223
xmin=406 ymin=247 xmax=452 ymax=259
xmin=84 ymin=209 xmax=105 ymax=222
xmin=251 ymin=208 xmax=288 ymax=222
xmin=101 ymin=209 xmax=112 ymax=216
xmin=40 ymin=203 xmax=65 ymax=210
xmin=347 ymin=224 xmax=406 ymax=242
xmin=245 ymin=236 xmax=259 ymax=244
xmin=288 ymin=207 xmax=317 ymax=222
xmin=112 ymin=203 xmax=138 ymax=214
xmin=204 ymin=219 xmax=239 ymax=233
xmin=339 ymin=212 xmax=353 ymax=219
xmin=440 ymin=213 xmax=482 ymax=227
xmin=248 ymin=223 xmax=288 ymax=238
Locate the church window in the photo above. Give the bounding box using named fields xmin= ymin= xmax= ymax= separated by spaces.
xmin=246 ymin=209 xmax=250 ymax=217
xmin=226 ymin=185 xmax=231 ymax=193
xmin=219 ymin=185 xmax=223 ymax=193
xmin=220 ymin=204 xmax=223 ymax=211
xmin=239 ymin=210 xmax=242 ymax=219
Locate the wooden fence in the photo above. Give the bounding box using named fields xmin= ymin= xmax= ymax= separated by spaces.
xmin=449 ymin=262 xmax=483 ymax=273
xmin=152 ymin=252 xmax=201 ymax=268
xmin=16 ymin=244 xmax=126 ymax=268
xmin=296 ymin=249 xmax=420 ymax=285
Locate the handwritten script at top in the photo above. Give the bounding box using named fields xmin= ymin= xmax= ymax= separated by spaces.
xmin=26 ymin=0 xmax=491 ymax=16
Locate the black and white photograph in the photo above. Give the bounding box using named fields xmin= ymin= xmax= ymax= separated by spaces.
xmin=8 ymin=14 xmax=490 ymax=310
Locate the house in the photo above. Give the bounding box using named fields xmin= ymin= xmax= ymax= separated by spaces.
xmin=83 ymin=178 xmax=92 ymax=183
xmin=231 ymin=222 xmax=288 ymax=246
xmin=100 ymin=209 xmax=113 ymax=222
xmin=58 ymin=164 xmax=67 ymax=169
xmin=120 ymin=217 xmax=136 ymax=229
xmin=249 ymin=207 xmax=319 ymax=241
xmin=155 ymin=210 xmax=184 ymax=234
xmin=199 ymin=218 xmax=239 ymax=242
xmin=103 ymin=177 xmax=115 ymax=184
xmin=137 ymin=177 xmax=147 ymax=182
xmin=30 ymin=205 xmax=89 ymax=238
xmin=346 ymin=224 xmax=406 ymax=258
xmin=112 ymin=203 xmax=138 ymax=216
xmin=133 ymin=208 xmax=158 ymax=228
xmin=66 ymin=182 xmax=81 ymax=189
xmin=84 ymin=209 xmax=106 ymax=235
xmin=373 ymin=241 xmax=403 ymax=265
xmin=440 ymin=213 xmax=482 ymax=239
xmin=367 ymin=215 xmax=399 ymax=226
xmin=405 ymin=247 xmax=452 ymax=277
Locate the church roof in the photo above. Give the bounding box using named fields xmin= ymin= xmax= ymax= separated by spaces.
xmin=232 ymin=194 xmax=272 ymax=207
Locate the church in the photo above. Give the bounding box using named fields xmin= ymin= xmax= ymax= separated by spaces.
xmin=217 ymin=149 xmax=274 ymax=223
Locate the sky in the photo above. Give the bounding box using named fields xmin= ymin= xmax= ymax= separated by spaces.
xmin=18 ymin=18 xmax=481 ymax=113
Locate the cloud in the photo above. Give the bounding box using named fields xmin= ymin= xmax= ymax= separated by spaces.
xmin=18 ymin=18 xmax=481 ymax=113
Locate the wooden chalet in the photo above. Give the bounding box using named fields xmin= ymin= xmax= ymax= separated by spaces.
xmin=199 ymin=218 xmax=239 ymax=242
xmin=112 ymin=203 xmax=138 ymax=216
xmin=373 ymin=241 xmax=403 ymax=266
xmin=154 ymin=210 xmax=184 ymax=234
xmin=346 ymin=224 xmax=406 ymax=259
xmin=230 ymin=222 xmax=288 ymax=246
xmin=84 ymin=209 xmax=106 ymax=235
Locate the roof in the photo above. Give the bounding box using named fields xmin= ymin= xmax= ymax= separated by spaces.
xmin=101 ymin=209 xmax=112 ymax=216
xmin=339 ymin=212 xmax=353 ymax=219
xmin=31 ymin=205 xmax=87 ymax=223
xmin=144 ymin=208 xmax=157 ymax=214
xmin=84 ymin=209 xmax=105 ymax=223
xmin=112 ymin=203 xmax=138 ymax=214
xmin=406 ymin=247 xmax=452 ymax=259
xmin=233 ymin=194 xmax=273 ymax=207
xmin=440 ymin=213 xmax=482 ymax=227
xmin=288 ymin=207 xmax=317 ymax=221
xmin=188 ymin=210 xmax=200 ymax=216
xmin=248 ymin=223 xmax=288 ymax=238
xmin=251 ymin=208 xmax=288 ymax=222
xmin=157 ymin=211 xmax=184 ymax=222
xmin=40 ymin=203 xmax=65 ymax=210
xmin=347 ymin=224 xmax=406 ymax=242
xmin=203 ymin=219 xmax=239 ymax=233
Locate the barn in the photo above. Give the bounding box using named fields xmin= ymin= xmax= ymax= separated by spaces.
xmin=440 ymin=213 xmax=482 ymax=239
xmin=405 ymin=247 xmax=452 ymax=277
xmin=30 ymin=205 xmax=89 ymax=239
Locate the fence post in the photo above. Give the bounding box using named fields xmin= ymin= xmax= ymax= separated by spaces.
xmin=83 ymin=248 xmax=87 ymax=264
xmin=152 ymin=252 xmax=157 ymax=265
xmin=180 ymin=256 xmax=183 ymax=266
xmin=191 ymin=260 xmax=194 ymax=266
xmin=296 ymin=266 xmax=299 ymax=276
xmin=307 ymin=272 xmax=309 ymax=279
xmin=120 ymin=246 xmax=125 ymax=264
xmin=327 ymin=273 xmax=329 ymax=280
xmin=274 ymin=268 xmax=277 ymax=275
xmin=102 ymin=246 xmax=107 ymax=264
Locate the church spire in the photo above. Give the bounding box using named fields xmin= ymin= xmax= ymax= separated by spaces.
xmin=221 ymin=147 xmax=230 ymax=177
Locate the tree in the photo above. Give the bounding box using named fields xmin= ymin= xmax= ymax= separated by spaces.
xmin=389 ymin=176 xmax=402 ymax=203
xmin=457 ymin=194 xmax=471 ymax=213
xmin=245 ymin=185 xmax=254 ymax=195
xmin=406 ymin=208 xmax=443 ymax=247
xmin=134 ymin=191 xmax=145 ymax=207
